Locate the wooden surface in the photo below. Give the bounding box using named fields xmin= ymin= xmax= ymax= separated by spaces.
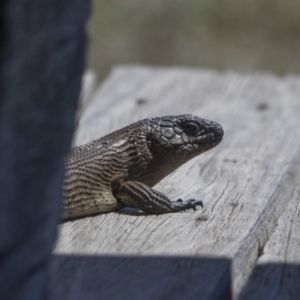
xmin=238 ymin=185 xmax=300 ymax=300
xmin=49 ymin=66 xmax=300 ymax=300
xmin=76 ymin=70 xmax=97 ymax=124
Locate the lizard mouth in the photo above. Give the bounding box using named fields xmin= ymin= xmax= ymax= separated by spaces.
xmin=211 ymin=135 xmax=223 ymax=144
xmin=176 ymin=137 xmax=222 ymax=155
xmin=189 ymin=132 xmax=223 ymax=152
xmin=199 ymin=131 xmax=223 ymax=145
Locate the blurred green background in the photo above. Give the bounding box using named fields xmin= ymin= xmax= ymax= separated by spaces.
xmin=87 ymin=0 xmax=300 ymax=82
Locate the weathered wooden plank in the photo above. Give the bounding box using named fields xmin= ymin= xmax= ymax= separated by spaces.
xmin=76 ymin=70 xmax=97 ymax=123
xmin=49 ymin=66 xmax=300 ymax=300
xmin=238 ymin=185 xmax=300 ymax=300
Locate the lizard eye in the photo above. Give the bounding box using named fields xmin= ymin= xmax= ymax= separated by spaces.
xmin=184 ymin=122 xmax=199 ymax=133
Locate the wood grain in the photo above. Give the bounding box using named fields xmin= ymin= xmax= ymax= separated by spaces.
xmin=238 ymin=185 xmax=300 ymax=300
xmin=49 ymin=66 xmax=300 ymax=300
xmin=76 ymin=70 xmax=98 ymax=124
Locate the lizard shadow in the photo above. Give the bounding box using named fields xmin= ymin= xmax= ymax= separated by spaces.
xmin=61 ymin=206 xmax=205 ymax=222
xmin=117 ymin=207 xmax=150 ymax=216
xmin=117 ymin=207 xmax=204 ymax=216
xmin=60 ymin=208 xmax=149 ymax=223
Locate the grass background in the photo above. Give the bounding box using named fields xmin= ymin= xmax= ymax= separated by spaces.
xmin=87 ymin=0 xmax=300 ymax=82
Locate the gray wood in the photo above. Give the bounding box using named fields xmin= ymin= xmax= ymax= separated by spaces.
xmin=238 ymin=185 xmax=300 ymax=300
xmin=76 ymin=70 xmax=98 ymax=124
xmin=50 ymin=66 xmax=300 ymax=300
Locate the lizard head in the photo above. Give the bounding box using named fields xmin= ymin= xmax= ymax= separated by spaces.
xmin=147 ymin=114 xmax=224 ymax=161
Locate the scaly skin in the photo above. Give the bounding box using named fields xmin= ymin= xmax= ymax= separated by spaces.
xmin=62 ymin=114 xmax=224 ymax=219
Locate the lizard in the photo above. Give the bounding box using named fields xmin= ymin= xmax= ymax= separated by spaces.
xmin=62 ymin=114 xmax=224 ymax=220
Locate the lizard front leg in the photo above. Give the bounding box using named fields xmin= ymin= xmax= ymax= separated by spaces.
xmin=114 ymin=181 xmax=203 ymax=214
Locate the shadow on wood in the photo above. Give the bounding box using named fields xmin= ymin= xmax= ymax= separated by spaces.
xmin=48 ymin=255 xmax=231 ymax=300
xmin=239 ymin=263 xmax=300 ymax=300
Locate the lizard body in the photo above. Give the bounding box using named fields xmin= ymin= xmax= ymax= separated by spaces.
xmin=63 ymin=114 xmax=223 ymax=220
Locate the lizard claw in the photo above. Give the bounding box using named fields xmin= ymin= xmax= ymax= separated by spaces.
xmin=175 ymin=198 xmax=203 ymax=211
xmin=186 ymin=199 xmax=203 ymax=210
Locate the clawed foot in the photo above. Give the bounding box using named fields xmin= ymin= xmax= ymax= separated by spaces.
xmin=176 ymin=198 xmax=203 ymax=211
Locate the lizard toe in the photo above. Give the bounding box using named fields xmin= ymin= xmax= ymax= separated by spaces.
xmin=186 ymin=199 xmax=203 ymax=210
